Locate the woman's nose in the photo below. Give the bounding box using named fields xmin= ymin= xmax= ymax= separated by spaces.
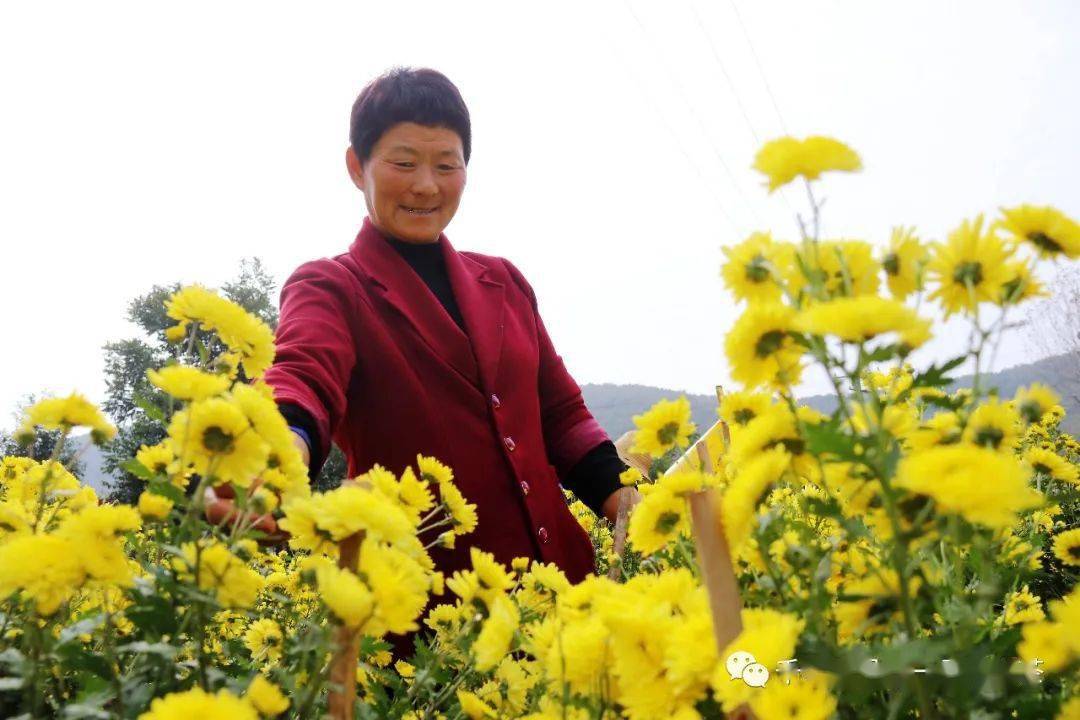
xmin=410 ymin=165 xmax=439 ymax=196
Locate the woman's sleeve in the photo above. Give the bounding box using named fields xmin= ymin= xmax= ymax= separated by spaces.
xmin=263 ymin=259 xmax=358 ymax=478
xmin=502 ymin=259 xmax=612 ymax=481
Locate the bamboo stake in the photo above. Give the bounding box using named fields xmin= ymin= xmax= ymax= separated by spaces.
xmin=692 ymin=387 xmax=754 ymax=720
xmin=327 ymin=531 xmax=362 ymax=719
xmin=607 ymin=487 xmax=633 ymax=580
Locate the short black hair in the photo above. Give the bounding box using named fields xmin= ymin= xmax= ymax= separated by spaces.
xmin=349 ymin=67 xmax=472 ymax=165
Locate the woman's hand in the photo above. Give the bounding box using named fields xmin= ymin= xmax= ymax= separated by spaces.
xmin=204 ymin=481 xmax=287 ymax=543
xmin=202 ymin=428 xmax=311 ymax=543
xmin=601 ymin=485 xmax=641 ymax=525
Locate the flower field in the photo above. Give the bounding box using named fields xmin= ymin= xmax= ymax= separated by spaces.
xmin=2 ymin=136 xmax=1079 ymax=719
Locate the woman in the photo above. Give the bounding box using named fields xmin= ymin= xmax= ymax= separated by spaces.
xmin=209 ymin=67 xmax=635 ymax=585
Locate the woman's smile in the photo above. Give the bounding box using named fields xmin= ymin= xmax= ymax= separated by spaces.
xmin=401 ymin=204 xmax=440 ymax=216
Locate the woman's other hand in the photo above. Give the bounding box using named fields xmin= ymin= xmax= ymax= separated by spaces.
xmin=203 ymin=481 xmax=286 ymax=543
xmin=601 ymin=485 xmax=641 ymax=525
xmin=201 ymin=429 xmax=310 ymax=543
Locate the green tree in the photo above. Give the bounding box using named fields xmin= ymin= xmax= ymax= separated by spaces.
xmin=101 ymin=258 xmax=345 ymax=503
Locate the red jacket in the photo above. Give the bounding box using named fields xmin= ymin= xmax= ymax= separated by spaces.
xmin=264 ymin=217 xmax=608 ymax=583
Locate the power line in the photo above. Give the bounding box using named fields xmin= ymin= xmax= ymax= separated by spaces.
xmin=728 ymin=0 xmax=789 ymax=134
xmin=603 ymin=35 xmax=743 ymax=236
xmin=687 ymin=1 xmax=760 ymax=146
xmin=689 ymin=0 xmax=799 ymax=225
xmin=621 ymin=0 xmax=763 ymax=231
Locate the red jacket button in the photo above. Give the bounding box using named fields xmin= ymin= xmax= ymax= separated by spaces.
xmin=491 ymin=394 xmax=501 ymax=408
xmin=520 ymin=480 xmax=530 ymax=496
xmin=538 ymin=526 xmax=549 ymax=544
xmin=503 ymin=436 xmax=516 ymax=451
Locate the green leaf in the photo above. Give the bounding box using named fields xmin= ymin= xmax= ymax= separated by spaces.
xmin=147 ymin=479 xmax=184 ymax=503
xmin=61 ymin=697 xmax=111 ymax=720
xmin=58 ymin=615 xmax=105 ymax=645
xmin=909 ymin=356 xmax=965 ymax=390
xmin=132 ymin=392 xmax=166 ymax=423
xmin=116 ymin=641 xmax=178 ymax=659
xmin=121 ymin=458 xmax=153 ymax=481
xmin=55 ymin=644 xmax=112 ymax=679
xmin=803 ymin=418 xmax=864 ymax=462
xmin=125 ymin=595 xmax=180 ymax=636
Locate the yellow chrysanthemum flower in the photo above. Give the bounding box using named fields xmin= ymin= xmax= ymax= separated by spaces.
xmin=927 ymin=215 xmax=1013 ymax=316
xmin=174 ymin=541 xmax=264 ymax=609
xmin=721 ymin=231 xmax=785 ymax=303
xmin=963 ymin=399 xmax=1021 ymax=452
xmin=167 ymin=398 xmax=269 ymax=487
xmin=627 ymin=488 xmax=689 ymax=556
xmin=794 ymin=295 xmax=930 ymax=349
xmin=165 ymin=285 xmax=276 ymax=379
xmin=57 ymin=505 xmax=141 ymax=587
xmin=360 ymin=540 xmax=431 ymax=635
xmin=137 ymin=491 xmax=174 ymax=520
xmin=1003 ymin=585 xmax=1045 ymax=626
xmin=718 ymin=390 xmax=773 ymax=428
xmin=137 ymin=688 xmax=258 ymax=720
xmin=438 ymin=478 xmax=478 ymax=535
xmin=882 ymin=226 xmax=928 ymax=300
xmin=474 ymin=593 xmax=520 ymax=670
xmin=316 ymin=563 xmax=374 ymax=629
xmin=1053 ymin=528 xmax=1080 ymax=567
xmin=1017 ymin=619 xmax=1076 ymax=673
xmin=0 ymin=533 xmax=85 ymax=615
xmin=725 ymin=303 xmax=804 ymax=389
xmin=146 ymin=365 xmax=231 ymax=402
xmin=457 ymin=689 xmax=497 ymax=719
xmin=722 ymin=447 xmax=790 ymax=552
xmin=619 ymin=467 xmax=642 ymax=486
xmin=753 ymin=135 xmax=862 ymax=192
xmin=749 ymin=670 xmax=837 ymax=720
xmin=712 ymin=607 xmax=805 ymax=712
xmin=17 ymin=392 xmax=116 ymax=445
xmin=1058 ymin=697 xmax=1080 ymax=720
xmin=999 ymin=259 xmax=1046 ymax=304
xmin=630 ymin=396 xmax=696 ymax=459
xmin=135 ymin=442 xmax=179 ymax=482
xmin=1014 ymin=383 xmax=1060 ymax=424
xmin=244 ymin=618 xmax=283 ymax=664
xmin=895 ymin=445 xmax=1041 ymax=529
xmin=788 ymin=239 xmax=880 ymax=299
xmin=1025 ymin=447 xmax=1079 ymax=486
xmin=245 ymin=675 xmax=289 ymax=717
xmin=999 ymin=204 xmax=1080 ymax=259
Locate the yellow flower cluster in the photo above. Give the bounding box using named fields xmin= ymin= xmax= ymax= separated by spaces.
xmin=0 ymin=456 xmax=137 ymax=615
xmin=279 ymin=457 xmax=475 ymax=638
xmin=164 ymin=284 xmax=276 ymax=379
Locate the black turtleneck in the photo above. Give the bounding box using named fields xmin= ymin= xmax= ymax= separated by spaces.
xmin=383 ymin=236 xmax=467 ymax=330
xmin=279 ymin=235 xmax=626 ymax=517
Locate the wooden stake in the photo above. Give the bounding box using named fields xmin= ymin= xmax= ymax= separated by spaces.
xmin=687 ymin=442 xmax=743 ymax=652
xmin=327 ymin=531 xmax=362 ymax=720
xmin=607 ymin=488 xmax=633 ymax=581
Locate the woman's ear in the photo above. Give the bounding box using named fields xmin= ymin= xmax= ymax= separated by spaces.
xmin=345 ymin=147 xmax=365 ymax=191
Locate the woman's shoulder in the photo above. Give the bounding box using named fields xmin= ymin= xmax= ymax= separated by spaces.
xmin=284 ymin=251 xmax=363 ymax=288
xmin=460 ymin=251 xmax=539 ymax=307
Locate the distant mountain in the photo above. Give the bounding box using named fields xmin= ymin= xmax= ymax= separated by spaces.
xmin=582 ymin=353 xmax=1080 ymax=439
xmin=65 ymin=433 xmax=114 ymax=496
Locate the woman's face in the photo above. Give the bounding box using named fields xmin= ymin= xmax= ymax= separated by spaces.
xmin=347 ymin=122 xmax=467 ymax=243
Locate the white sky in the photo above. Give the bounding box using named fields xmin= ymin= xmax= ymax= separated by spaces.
xmin=2 ymin=0 xmax=1078 ymax=428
